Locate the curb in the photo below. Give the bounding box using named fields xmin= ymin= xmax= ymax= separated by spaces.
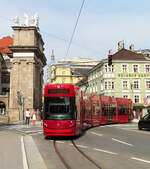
xmin=24 ymin=135 xmax=48 ymax=169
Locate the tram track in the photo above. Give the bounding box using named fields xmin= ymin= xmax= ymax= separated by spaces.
xmin=53 ymin=140 xmax=103 ymax=169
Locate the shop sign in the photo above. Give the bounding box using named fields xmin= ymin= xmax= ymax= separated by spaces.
xmin=118 ymin=73 xmax=150 ymax=78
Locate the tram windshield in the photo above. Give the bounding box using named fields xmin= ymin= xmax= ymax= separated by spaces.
xmin=44 ymin=97 xmax=77 ymax=120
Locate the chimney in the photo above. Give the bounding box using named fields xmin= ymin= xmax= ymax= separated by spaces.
xmin=118 ymin=40 xmax=124 ymax=51
xmin=129 ymin=44 xmax=134 ymax=52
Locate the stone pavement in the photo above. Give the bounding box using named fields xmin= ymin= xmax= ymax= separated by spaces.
xmin=0 ymin=119 xmax=140 ymax=169
xmin=0 ymin=120 xmax=49 ymax=169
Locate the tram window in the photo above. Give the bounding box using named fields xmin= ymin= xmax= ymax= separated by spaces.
xmin=93 ymin=103 xmax=99 ymax=116
xmin=111 ymin=103 xmax=116 ymax=116
xmin=119 ymin=105 xmax=127 ymax=115
xmin=85 ymin=101 xmax=91 ymax=119
xmin=102 ymin=104 xmax=107 ymax=116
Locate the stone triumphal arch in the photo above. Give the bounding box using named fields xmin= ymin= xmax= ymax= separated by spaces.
xmin=8 ymin=15 xmax=46 ymax=121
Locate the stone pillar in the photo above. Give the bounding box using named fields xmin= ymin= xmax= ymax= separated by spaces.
xmin=9 ymin=26 xmax=46 ymax=121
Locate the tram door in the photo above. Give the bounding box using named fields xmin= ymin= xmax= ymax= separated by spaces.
xmin=128 ymin=104 xmax=131 ymax=122
xmin=107 ymin=103 xmax=112 ymax=123
xmin=92 ymin=102 xmax=100 ymax=126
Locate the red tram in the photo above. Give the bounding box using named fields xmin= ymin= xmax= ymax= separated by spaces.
xmin=43 ymin=84 xmax=133 ymax=136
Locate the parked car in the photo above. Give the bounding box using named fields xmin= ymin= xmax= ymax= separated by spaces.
xmin=138 ymin=114 xmax=150 ymax=130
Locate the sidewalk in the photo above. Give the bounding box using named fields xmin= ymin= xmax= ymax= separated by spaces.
xmin=23 ymin=136 xmax=48 ymax=169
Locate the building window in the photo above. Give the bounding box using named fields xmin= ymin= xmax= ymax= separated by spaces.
xmin=62 ymin=71 xmax=66 ymax=75
xmin=146 ymin=81 xmax=150 ymax=89
xmin=104 ymin=81 xmax=107 ymax=89
xmin=134 ymin=95 xmax=140 ymax=103
xmin=133 ymin=80 xmax=139 ymax=89
xmin=108 ymin=81 xmax=111 ymax=89
xmin=104 ymin=81 xmax=114 ymax=89
xmin=62 ymin=78 xmax=66 ymax=83
xmin=1 ymin=72 xmax=10 ymax=83
xmin=145 ymin=65 xmax=150 ymax=73
xmin=123 ymin=95 xmax=128 ymax=98
xmin=112 ymin=81 xmax=114 ymax=89
xmin=122 ymin=65 xmax=128 ymax=73
xmin=104 ymin=65 xmax=114 ymax=72
xmin=104 ymin=65 xmax=107 ymax=72
xmin=133 ymin=65 xmax=138 ymax=73
xmin=122 ymin=80 xmax=128 ymax=89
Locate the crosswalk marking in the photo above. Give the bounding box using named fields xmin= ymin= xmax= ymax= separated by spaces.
xmin=0 ymin=124 xmax=43 ymax=135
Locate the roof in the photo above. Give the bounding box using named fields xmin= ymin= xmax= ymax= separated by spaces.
xmin=0 ymin=36 xmax=13 ymax=53
xmin=112 ymin=48 xmax=147 ymax=60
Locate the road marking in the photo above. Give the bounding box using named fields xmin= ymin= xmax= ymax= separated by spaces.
xmin=120 ymin=128 xmax=150 ymax=135
xmin=57 ymin=141 xmax=65 ymax=144
xmin=112 ymin=138 xmax=133 ymax=147
xmin=131 ymin=157 xmax=150 ymax=164
xmin=21 ymin=136 xmax=29 ymax=169
xmin=76 ymin=144 xmax=88 ymax=149
xmin=108 ymin=124 xmax=137 ymax=127
xmin=121 ymin=128 xmax=137 ymax=130
xmin=91 ymin=132 xmax=103 ymax=137
xmin=93 ymin=148 xmax=118 ymax=155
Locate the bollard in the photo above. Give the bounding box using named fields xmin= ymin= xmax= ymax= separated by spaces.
xmin=6 ymin=116 xmax=10 ymax=124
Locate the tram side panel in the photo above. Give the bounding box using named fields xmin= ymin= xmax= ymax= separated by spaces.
xmin=90 ymin=94 xmax=101 ymax=126
xmin=116 ymin=98 xmax=133 ymax=123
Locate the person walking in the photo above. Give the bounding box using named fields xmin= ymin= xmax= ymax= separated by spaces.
xmin=25 ymin=109 xmax=30 ymax=125
xmin=32 ymin=110 xmax=37 ymax=126
xmin=36 ymin=109 xmax=41 ymax=121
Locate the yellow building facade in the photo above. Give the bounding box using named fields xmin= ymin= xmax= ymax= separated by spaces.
xmin=46 ymin=55 xmax=99 ymax=85
xmin=51 ymin=65 xmax=82 ymax=84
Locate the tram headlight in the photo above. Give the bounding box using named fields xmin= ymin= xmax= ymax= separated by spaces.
xmin=69 ymin=121 xmax=75 ymax=127
xmin=43 ymin=122 xmax=48 ymax=127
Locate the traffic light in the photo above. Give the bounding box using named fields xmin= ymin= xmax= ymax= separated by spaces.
xmin=108 ymin=55 xmax=112 ymax=66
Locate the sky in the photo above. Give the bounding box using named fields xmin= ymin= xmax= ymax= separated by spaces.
xmin=1 ymin=0 xmax=150 ymax=67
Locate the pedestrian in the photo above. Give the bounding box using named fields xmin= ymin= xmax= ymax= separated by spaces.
xmin=25 ymin=109 xmax=30 ymax=125
xmin=133 ymin=110 xmax=136 ymax=119
xmin=36 ymin=109 xmax=41 ymax=121
xmin=32 ymin=109 xmax=36 ymax=126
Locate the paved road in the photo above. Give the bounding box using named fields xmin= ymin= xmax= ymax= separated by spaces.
xmin=33 ymin=122 xmax=150 ymax=169
xmin=1 ymin=122 xmax=150 ymax=169
xmin=74 ymin=123 xmax=150 ymax=169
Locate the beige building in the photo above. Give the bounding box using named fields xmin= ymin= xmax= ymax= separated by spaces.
xmin=0 ymin=36 xmax=13 ymax=118
xmin=47 ymin=53 xmax=99 ymax=85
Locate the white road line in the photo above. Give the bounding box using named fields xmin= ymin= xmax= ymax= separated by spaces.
xmin=93 ymin=148 xmax=118 ymax=155
xmin=21 ymin=136 xmax=29 ymax=169
xmin=16 ymin=129 xmax=42 ymax=133
xmin=120 ymin=129 xmax=150 ymax=135
xmin=112 ymin=138 xmax=133 ymax=147
xmin=131 ymin=157 xmax=150 ymax=164
xmin=121 ymin=128 xmax=137 ymax=130
xmin=108 ymin=124 xmax=137 ymax=127
xmin=91 ymin=132 xmax=103 ymax=137
xmin=69 ymin=143 xmax=87 ymax=149
xmin=57 ymin=141 xmax=65 ymax=144
xmin=76 ymin=145 xmax=88 ymax=149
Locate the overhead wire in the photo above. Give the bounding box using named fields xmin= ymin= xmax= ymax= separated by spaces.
xmin=65 ymin=0 xmax=86 ymax=58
